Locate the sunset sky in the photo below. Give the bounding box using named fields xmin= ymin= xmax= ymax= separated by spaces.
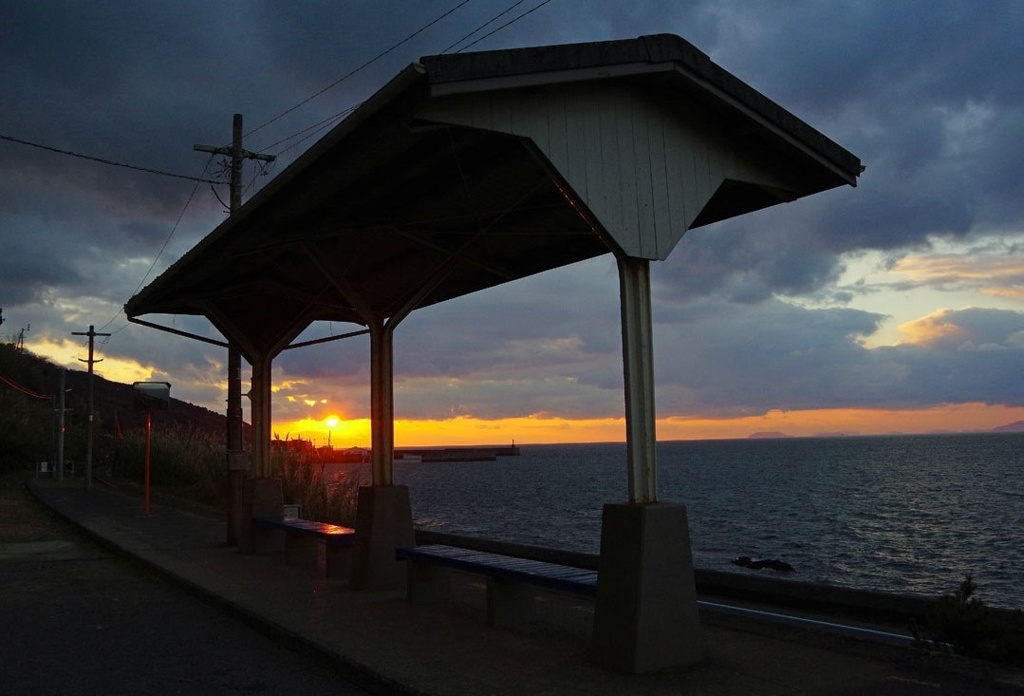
xmin=4 ymin=2 xmax=1024 ymax=447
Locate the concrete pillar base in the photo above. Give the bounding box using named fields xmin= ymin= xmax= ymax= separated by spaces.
xmin=239 ymin=477 xmax=283 ymax=554
xmin=592 ymin=502 xmax=703 ymax=673
xmin=226 ymin=469 xmax=246 ymax=546
xmin=349 ymin=485 xmax=415 ymax=590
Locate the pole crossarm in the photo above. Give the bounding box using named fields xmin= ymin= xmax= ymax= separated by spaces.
xmin=193 ymin=143 xmax=276 ymax=160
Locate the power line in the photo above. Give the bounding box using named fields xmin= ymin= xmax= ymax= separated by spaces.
xmin=264 ymin=106 xmax=357 ymax=158
xmin=98 ymin=154 xmax=217 ymax=336
xmin=440 ymin=0 xmax=530 ymax=53
xmin=0 ymin=133 xmax=221 ymax=184
xmin=246 ymin=0 xmax=474 ymax=141
xmin=253 ymin=0 xmax=559 ymax=158
xmin=456 ymin=0 xmax=556 ymax=53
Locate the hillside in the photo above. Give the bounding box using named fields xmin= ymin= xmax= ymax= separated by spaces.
xmin=0 ymin=343 xmax=233 ymax=469
xmin=62 ymin=365 xmax=229 ymax=436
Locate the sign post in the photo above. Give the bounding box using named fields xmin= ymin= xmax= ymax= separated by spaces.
xmin=133 ymin=382 xmax=171 ymax=515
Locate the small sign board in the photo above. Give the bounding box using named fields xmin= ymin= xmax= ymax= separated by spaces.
xmin=132 ymin=381 xmax=171 ymax=411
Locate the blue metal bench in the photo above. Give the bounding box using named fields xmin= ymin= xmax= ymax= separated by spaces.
xmin=251 ymin=516 xmax=356 ymax=578
xmin=396 ymin=544 xmax=597 ymax=626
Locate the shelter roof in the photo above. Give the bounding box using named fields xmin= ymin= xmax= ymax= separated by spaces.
xmin=125 ymin=34 xmax=861 ymax=363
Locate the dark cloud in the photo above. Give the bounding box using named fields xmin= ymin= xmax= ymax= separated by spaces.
xmin=3 ymin=1 xmax=1024 ymax=424
xmin=654 ymin=301 xmax=1024 ymax=417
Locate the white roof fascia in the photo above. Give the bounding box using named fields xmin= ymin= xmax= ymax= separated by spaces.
xmin=427 ymin=62 xmax=675 ymax=98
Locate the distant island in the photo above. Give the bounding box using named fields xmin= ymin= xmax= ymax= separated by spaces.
xmin=748 ymin=422 xmax=1024 ymax=439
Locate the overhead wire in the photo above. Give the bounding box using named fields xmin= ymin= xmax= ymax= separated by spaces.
xmin=439 ymin=0 xmax=530 ymax=53
xmin=245 ymin=0 xmax=474 ymax=142
xmin=98 ymin=153 xmax=217 ymax=340
xmin=264 ymin=106 xmax=357 ymax=158
xmin=12 ymin=1 xmax=562 ymax=352
xmin=456 ymin=0 xmax=555 ymax=52
xmin=255 ymin=0 xmax=559 ymax=160
xmin=242 ymin=156 xmax=277 ymax=199
xmin=0 ymin=133 xmax=220 ymax=185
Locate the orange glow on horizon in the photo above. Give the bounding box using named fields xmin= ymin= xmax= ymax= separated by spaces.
xmin=272 ymin=403 xmax=1024 ymax=447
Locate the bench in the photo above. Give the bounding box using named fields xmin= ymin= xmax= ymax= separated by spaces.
xmin=395 ymin=544 xmax=597 ymax=626
xmin=251 ymin=516 xmax=356 ymax=578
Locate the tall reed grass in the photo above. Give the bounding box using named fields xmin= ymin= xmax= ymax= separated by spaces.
xmin=273 ymin=449 xmax=362 ymax=527
xmin=106 ymin=424 xmax=361 ymax=525
xmin=107 ymin=423 xmax=226 ymax=506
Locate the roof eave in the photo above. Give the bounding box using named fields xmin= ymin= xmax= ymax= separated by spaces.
xmin=126 ymin=63 xmax=430 ymax=320
xmin=420 ymin=34 xmax=861 ymax=187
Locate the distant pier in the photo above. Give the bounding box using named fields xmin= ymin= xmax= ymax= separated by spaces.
xmin=273 ymin=438 xmax=521 ymax=464
xmin=396 ymin=445 xmax=521 ymax=463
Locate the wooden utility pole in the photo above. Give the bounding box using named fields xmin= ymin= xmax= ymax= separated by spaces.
xmin=73 ymin=324 xmax=110 ymax=491
xmin=195 ymin=114 xmax=275 ymax=544
xmin=55 ymin=368 xmax=66 ymax=481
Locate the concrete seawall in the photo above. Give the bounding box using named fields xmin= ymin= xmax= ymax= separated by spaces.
xmin=415 ymin=529 xmax=1020 ymax=630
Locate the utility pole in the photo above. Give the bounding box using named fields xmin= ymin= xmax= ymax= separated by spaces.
xmin=73 ymin=324 xmax=110 ymax=491
xmin=195 ymin=114 xmax=275 ymax=545
xmin=55 ymin=368 xmax=66 ymax=481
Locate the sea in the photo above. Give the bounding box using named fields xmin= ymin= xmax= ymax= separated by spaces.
xmin=331 ymin=433 xmax=1024 ymax=611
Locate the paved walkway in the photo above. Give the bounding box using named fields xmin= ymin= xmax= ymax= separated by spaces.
xmin=28 ymin=478 xmax=1024 ymax=695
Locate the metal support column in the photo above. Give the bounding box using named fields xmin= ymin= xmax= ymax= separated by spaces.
xmin=368 ymin=319 xmax=395 ymax=486
xmin=249 ymin=355 xmax=273 ymax=478
xmin=617 ymin=255 xmax=658 ymax=503
xmin=592 ymin=254 xmax=703 ymax=672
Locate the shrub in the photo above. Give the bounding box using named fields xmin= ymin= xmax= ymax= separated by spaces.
xmin=913 ymin=575 xmax=1024 ymax=667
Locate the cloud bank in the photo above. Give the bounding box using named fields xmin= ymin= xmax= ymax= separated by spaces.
xmin=3 ymin=1 xmax=1024 ymax=435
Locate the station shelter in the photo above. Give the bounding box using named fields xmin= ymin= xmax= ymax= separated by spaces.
xmin=125 ymin=34 xmax=861 ymax=673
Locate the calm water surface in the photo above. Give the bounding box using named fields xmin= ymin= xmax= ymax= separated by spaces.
xmin=335 ymin=433 xmax=1024 ymax=610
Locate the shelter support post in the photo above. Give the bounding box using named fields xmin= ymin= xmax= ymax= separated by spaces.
xmin=250 ymin=354 xmax=273 ymax=478
xmin=238 ymin=353 xmax=285 ymax=553
xmin=591 ymin=255 xmax=703 ymax=672
xmin=617 ymin=256 xmax=657 ymax=503
xmin=349 ymin=319 xmax=414 ymax=590
xmin=226 ymin=345 xmax=245 ymax=546
xmin=369 ymin=321 xmax=395 ymax=486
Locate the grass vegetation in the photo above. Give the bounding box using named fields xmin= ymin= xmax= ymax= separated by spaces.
xmin=105 ymin=423 xmax=227 ymax=506
xmin=0 ymin=343 xmax=64 ymax=474
xmin=102 ymin=427 xmax=361 ymax=525
xmin=0 ymin=342 xmax=359 ymax=524
xmin=273 ymin=449 xmax=362 ymax=527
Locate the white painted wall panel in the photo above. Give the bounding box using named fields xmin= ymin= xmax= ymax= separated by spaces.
xmin=419 ymin=83 xmax=786 ymax=260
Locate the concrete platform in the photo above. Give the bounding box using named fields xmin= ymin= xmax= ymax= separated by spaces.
xmin=27 ymin=478 xmax=1024 ymax=695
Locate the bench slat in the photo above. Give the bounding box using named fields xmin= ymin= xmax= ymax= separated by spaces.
xmin=252 ymin=516 xmax=356 ymax=546
xmin=396 ymin=544 xmax=597 ymax=597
